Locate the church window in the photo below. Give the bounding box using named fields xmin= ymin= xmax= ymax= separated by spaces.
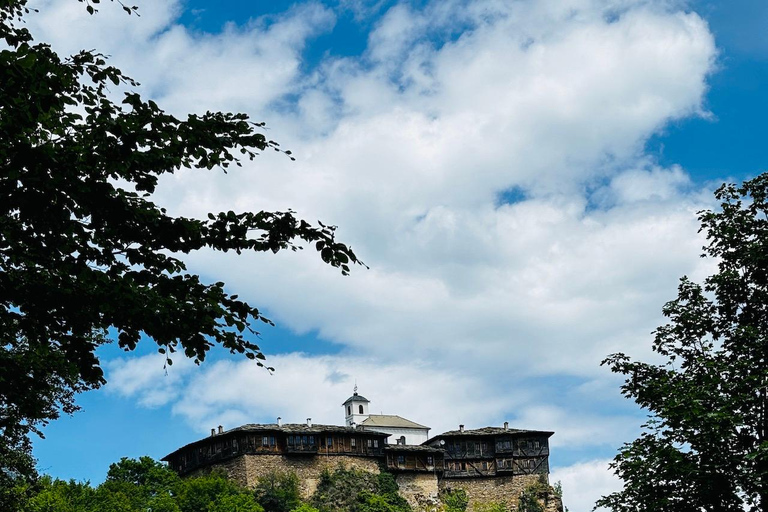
xmin=347 ymin=406 xmax=351 ymax=415
xmin=359 ymin=405 xmax=364 ymax=414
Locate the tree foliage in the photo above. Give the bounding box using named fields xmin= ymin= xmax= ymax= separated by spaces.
xmin=440 ymin=488 xmax=468 ymax=512
xmin=0 ymin=0 xmax=363 ymax=497
xmin=253 ymin=470 xmax=302 ymax=512
xmin=598 ymin=173 xmax=768 ymax=511
xmin=22 ymin=457 xmax=263 ymax=512
xmin=311 ymin=466 xmax=410 ymax=512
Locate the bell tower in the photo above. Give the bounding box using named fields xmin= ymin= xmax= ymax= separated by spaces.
xmin=342 ymin=385 xmax=370 ymax=426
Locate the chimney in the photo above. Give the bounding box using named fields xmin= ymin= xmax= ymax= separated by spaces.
xmin=503 ymin=421 xmax=509 ymax=430
xmin=351 ymin=421 xmax=356 ymax=429
xmin=307 ymin=418 xmax=312 ymax=427
xmin=459 ymin=424 xmax=464 ymax=433
xmin=211 ymin=428 xmax=216 ymax=437
xmin=277 ymin=417 xmax=282 ymax=427
xmin=217 ymin=425 xmax=223 ymax=434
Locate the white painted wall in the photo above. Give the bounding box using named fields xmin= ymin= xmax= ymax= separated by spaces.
xmin=362 ymin=426 xmax=429 ymax=446
xmin=344 ymin=399 xmax=370 ymax=426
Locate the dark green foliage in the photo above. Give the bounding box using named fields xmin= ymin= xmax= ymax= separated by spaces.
xmin=0 ymin=0 xmax=363 ymax=498
xmin=311 ymin=466 xmax=410 ymax=512
xmin=516 ymin=486 xmax=543 ymax=512
xmin=598 ymin=173 xmax=768 ymax=512
xmin=22 ymin=457 xmax=262 ymax=512
xmin=253 ymin=470 xmax=301 ymax=512
xmin=291 ymin=504 xmax=321 ymax=512
xmin=440 ymin=488 xmax=468 ymax=512
xmin=472 ymin=501 xmax=507 ymax=512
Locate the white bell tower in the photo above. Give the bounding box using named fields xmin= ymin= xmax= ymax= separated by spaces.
xmin=342 ymin=385 xmax=370 ymax=426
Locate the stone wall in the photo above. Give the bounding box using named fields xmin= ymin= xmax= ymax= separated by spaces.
xmin=207 ymin=454 xmax=381 ymax=498
xmin=439 ymin=474 xmax=542 ymax=510
xmin=395 ymin=473 xmax=440 ymax=509
xmin=198 ymin=455 xmax=562 ymax=511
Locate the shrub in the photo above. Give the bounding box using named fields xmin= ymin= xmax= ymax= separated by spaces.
xmin=440 ymin=488 xmax=468 ymax=512
xmin=253 ymin=471 xmax=301 ymax=512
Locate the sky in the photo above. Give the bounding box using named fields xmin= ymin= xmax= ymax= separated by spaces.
xmin=24 ymin=0 xmax=768 ymax=510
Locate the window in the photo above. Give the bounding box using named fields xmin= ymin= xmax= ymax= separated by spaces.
xmin=359 ymin=405 xmax=364 ymax=414
xmin=302 ymin=435 xmax=308 ymax=446
xmin=533 ymin=440 xmax=540 ymax=449
xmin=309 ymin=436 xmax=316 ymax=446
xmin=262 ymin=436 xmax=269 ymax=447
xmin=288 ymin=436 xmax=294 ymax=446
xmin=347 ymin=405 xmax=351 ymax=415
xmin=398 ymin=455 xmax=405 ymax=465
xmin=374 ymin=440 xmax=379 ymax=448
xmin=475 ymin=442 xmax=481 ymax=453
xmin=367 ymin=439 xmax=372 ymax=448
xmin=327 ymin=437 xmax=333 ymax=447
xmin=270 ymin=436 xmax=276 ymax=446
xmin=427 ymin=456 xmax=434 ymax=466
xmin=351 ymin=438 xmax=356 ymax=448
xmin=481 ymin=461 xmax=488 ymax=470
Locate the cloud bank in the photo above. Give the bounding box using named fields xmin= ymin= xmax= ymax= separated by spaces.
xmin=28 ymin=0 xmax=722 ymax=508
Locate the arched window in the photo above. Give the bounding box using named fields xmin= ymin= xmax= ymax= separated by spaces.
xmin=347 ymin=406 xmax=351 ymax=415
xmin=358 ymin=405 xmax=364 ymax=414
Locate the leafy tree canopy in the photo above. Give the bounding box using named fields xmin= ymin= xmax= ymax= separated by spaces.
xmin=0 ymin=0 xmax=362 ymax=499
xmin=598 ymin=173 xmax=768 ymax=512
xmin=22 ymin=457 xmax=262 ymax=512
xmin=311 ymin=466 xmax=410 ymax=512
xmin=253 ymin=470 xmax=302 ymax=512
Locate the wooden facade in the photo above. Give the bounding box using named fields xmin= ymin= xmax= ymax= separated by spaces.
xmin=425 ymin=427 xmax=553 ymax=479
xmin=163 ymin=424 xmax=388 ymax=476
xmin=384 ymin=445 xmax=444 ymax=472
xmin=163 ymin=423 xmax=553 ymax=482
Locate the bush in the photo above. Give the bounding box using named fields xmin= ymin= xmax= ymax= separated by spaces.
xmin=310 ymin=466 xmax=409 ymax=512
xmin=253 ymin=471 xmax=302 ymax=512
xmin=440 ymin=488 xmax=468 ymax=512
xmin=515 ymin=484 xmax=544 ymax=512
xmin=472 ymin=502 xmax=506 ymax=512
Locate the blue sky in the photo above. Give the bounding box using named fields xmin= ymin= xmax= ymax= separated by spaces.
xmin=26 ymin=0 xmax=768 ymax=510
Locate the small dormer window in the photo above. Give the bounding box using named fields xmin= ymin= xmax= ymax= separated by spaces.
xmin=359 ymin=405 xmax=364 ymax=414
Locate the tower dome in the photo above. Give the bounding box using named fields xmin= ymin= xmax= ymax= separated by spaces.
xmin=342 ymin=385 xmax=370 ymax=426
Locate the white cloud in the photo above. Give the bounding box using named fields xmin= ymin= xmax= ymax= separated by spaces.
xmin=551 ymin=458 xmax=623 ymax=512
xmin=106 ymin=353 xmax=196 ymax=408
xmin=28 ymin=0 xmax=726 ymax=502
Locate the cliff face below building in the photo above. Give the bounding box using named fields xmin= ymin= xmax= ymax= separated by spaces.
xmin=194 ymin=453 xmax=563 ymax=512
